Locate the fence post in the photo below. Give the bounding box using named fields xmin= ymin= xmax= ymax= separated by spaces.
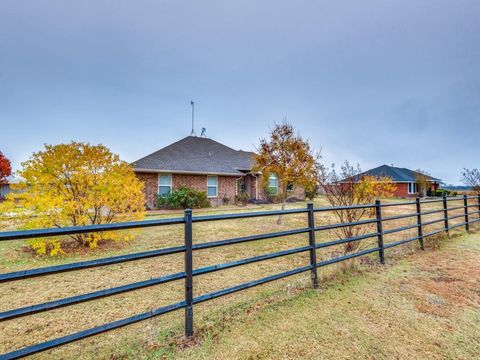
xmin=478 ymin=194 xmax=480 ymax=220
xmin=416 ymin=197 xmax=424 ymax=250
xmin=375 ymin=200 xmax=385 ymax=264
xmin=443 ymin=195 xmax=449 ymax=237
xmin=307 ymin=202 xmax=318 ymax=289
xmin=184 ymin=208 xmax=194 ymax=337
xmin=464 ymin=195 xmax=470 ymax=232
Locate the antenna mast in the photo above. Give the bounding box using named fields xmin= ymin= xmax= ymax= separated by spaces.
xmin=190 ymin=101 xmax=196 ymax=136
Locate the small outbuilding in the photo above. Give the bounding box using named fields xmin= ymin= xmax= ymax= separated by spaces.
xmin=0 ymin=176 xmax=21 ymax=199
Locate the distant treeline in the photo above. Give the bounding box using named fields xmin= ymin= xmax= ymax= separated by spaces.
xmin=442 ymin=185 xmax=472 ymax=191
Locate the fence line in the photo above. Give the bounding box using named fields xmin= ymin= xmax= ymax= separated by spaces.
xmin=1 ymin=195 xmax=480 ymax=359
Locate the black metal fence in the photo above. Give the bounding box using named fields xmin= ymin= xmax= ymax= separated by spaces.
xmin=1 ymin=195 xmax=479 ymax=359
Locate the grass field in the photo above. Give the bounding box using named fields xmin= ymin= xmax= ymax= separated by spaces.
xmin=158 ymin=231 xmax=480 ymax=360
xmin=0 ymin=196 xmax=479 ymax=359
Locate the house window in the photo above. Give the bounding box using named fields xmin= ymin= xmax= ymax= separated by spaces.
xmin=158 ymin=174 xmax=172 ymax=196
xmin=408 ymin=182 xmax=418 ymax=194
xmin=207 ymin=175 xmax=218 ymax=197
xmin=286 ymin=182 xmax=294 ymax=191
xmin=268 ymin=174 xmax=278 ymax=195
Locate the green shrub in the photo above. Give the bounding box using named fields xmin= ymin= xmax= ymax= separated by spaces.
xmin=427 ymin=188 xmax=453 ymax=197
xmin=156 ymin=187 xmax=210 ymax=209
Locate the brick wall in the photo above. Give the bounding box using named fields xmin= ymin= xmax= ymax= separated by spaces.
xmin=394 ymin=183 xmax=410 ymax=197
xmin=173 ymin=174 xmax=238 ymax=206
xmin=320 ymin=182 xmax=439 ymax=199
xmin=136 ymin=173 xmax=159 ymax=209
xmin=217 ymin=176 xmax=237 ymax=206
xmin=173 ymin=174 xmax=206 ymax=191
xmin=327 ymin=182 xmax=421 ymax=198
xmin=136 ymin=172 xmax=239 ymax=208
xmin=136 ymin=171 xmax=308 ymax=208
xmin=394 ymin=182 xmax=439 ymax=197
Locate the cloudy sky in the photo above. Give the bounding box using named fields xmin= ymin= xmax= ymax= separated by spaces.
xmin=1 ymin=0 xmax=479 ymax=184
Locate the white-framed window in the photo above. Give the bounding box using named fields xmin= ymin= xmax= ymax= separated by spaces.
xmin=158 ymin=173 xmax=172 ymax=196
xmin=207 ymin=175 xmax=218 ymax=198
xmin=408 ymin=182 xmax=418 ymax=194
xmin=268 ymin=174 xmax=278 ymax=195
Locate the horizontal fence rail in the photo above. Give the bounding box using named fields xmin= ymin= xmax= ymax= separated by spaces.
xmin=0 ymin=195 xmax=479 ymax=359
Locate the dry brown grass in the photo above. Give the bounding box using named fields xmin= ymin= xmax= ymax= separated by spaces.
xmin=165 ymin=232 xmax=480 ymax=360
xmin=401 ymin=247 xmax=480 ymax=318
xmin=0 ymin=196 xmax=478 ymax=359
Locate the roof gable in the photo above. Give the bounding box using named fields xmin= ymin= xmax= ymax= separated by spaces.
xmin=133 ymin=136 xmax=255 ymax=175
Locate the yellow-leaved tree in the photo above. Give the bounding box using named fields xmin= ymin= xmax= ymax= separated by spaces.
xmin=1 ymin=142 xmax=145 ymax=255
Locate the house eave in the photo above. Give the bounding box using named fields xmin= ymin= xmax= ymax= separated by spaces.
xmin=392 ymin=180 xmax=441 ymax=183
xmin=338 ymin=179 xmax=442 ymax=184
xmin=134 ymin=168 xmax=244 ymax=177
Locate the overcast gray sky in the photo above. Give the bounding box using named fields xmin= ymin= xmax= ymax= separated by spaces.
xmin=1 ymin=0 xmax=479 ymax=184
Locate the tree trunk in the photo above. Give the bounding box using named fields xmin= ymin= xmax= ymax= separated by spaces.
xmin=277 ymin=183 xmax=287 ymax=225
xmin=277 ymin=200 xmax=286 ymax=225
xmin=70 ymin=234 xmax=90 ymax=247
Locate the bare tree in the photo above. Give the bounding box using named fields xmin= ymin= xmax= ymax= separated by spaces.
xmin=461 ymin=168 xmax=480 ymax=192
xmin=319 ymin=161 xmax=396 ymax=254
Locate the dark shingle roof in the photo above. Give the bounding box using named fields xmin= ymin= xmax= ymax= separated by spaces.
xmin=357 ymin=165 xmax=441 ymax=182
xmin=133 ymin=136 xmax=255 ymax=175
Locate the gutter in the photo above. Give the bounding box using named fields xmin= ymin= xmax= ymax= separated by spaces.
xmin=134 ymin=168 xmax=243 ymax=177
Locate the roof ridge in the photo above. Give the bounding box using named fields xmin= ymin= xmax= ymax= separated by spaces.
xmin=132 ymin=136 xmax=191 ymax=164
xmin=199 ymin=136 xmax=240 ymax=152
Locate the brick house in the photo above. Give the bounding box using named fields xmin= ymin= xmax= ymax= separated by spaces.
xmin=133 ymin=136 xmax=305 ymax=208
xmin=355 ymin=165 xmax=441 ymax=197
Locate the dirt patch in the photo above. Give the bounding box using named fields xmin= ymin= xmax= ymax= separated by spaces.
xmin=395 ymin=249 xmax=480 ymax=317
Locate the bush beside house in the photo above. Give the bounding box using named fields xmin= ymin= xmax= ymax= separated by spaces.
xmin=156 ymin=187 xmax=210 ymax=209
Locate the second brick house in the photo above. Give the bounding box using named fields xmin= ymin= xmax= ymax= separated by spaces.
xmin=133 ymin=136 xmax=304 ymax=208
xmin=355 ymin=165 xmax=441 ymax=197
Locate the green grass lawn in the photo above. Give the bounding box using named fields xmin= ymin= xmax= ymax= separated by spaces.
xmin=0 ymin=196 xmax=478 ymax=359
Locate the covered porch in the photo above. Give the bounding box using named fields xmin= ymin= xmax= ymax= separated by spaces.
xmin=236 ymin=173 xmax=260 ymax=200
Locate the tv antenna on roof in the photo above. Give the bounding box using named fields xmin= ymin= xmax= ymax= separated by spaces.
xmin=190 ymin=101 xmax=196 ymax=136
